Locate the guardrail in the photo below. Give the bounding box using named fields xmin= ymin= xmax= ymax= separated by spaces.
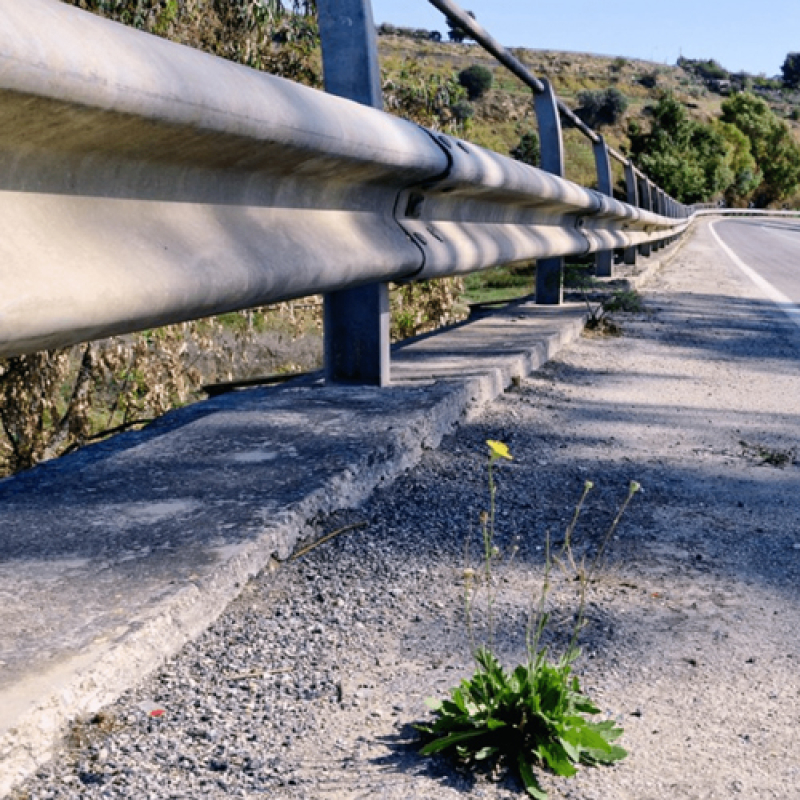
xmin=693 ymin=208 xmax=800 ymax=217
xmin=0 ymin=0 xmax=690 ymax=384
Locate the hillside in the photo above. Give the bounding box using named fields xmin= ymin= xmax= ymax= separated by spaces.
xmin=378 ymin=33 xmax=800 ymax=197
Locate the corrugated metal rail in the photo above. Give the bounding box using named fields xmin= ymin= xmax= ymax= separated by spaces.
xmin=0 ymin=0 xmax=689 ymax=363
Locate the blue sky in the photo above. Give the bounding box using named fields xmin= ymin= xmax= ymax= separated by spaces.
xmin=369 ymin=1 xmax=800 ymax=78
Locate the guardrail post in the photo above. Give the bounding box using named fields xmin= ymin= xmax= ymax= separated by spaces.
xmin=592 ymin=136 xmax=614 ymax=277
xmin=623 ymin=161 xmax=638 ymax=265
xmin=637 ymin=177 xmax=652 ymax=257
xmin=655 ymin=189 xmax=665 ymax=250
xmin=651 ymin=188 xmax=660 ymax=250
xmin=534 ymin=79 xmax=564 ymax=304
xmin=318 ymin=0 xmax=391 ymax=385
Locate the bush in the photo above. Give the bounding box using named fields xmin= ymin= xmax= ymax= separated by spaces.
xmin=382 ymin=60 xmax=468 ymax=131
xmin=510 ymin=131 xmax=540 ymax=167
xmin=680 ymin=58 xmax=730 ymax=82
xmin=458 ymin=64 xmax=494 ymax=100
xmin=575 ymin=88 xmax=628 ymax=128
xmin=609 ymin=57 xmax=628 ymax=73
xmin=450 ymin=99 xmax=475 ymax=123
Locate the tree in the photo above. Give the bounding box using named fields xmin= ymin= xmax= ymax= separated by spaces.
xmin=458 ymin=65 xmax=493 ymax=100
xmin=447 ymin=10 xmax=475 ymax=43
xmin=713 ymin=121 xmax=761 ymax=204
xmin=627 ymin=94 xmax=734 ymax=203
xmin=781 ymin=53 xmax=800 ymax=88
xmin=721 ymin=92 xmax=800 ymax=205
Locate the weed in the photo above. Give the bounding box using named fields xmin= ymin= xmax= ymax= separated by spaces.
xmin=577 ymin=288 xmax=619 ymax=337
xmin=603 ymin=289 xmax=645 ymax=314
xmin=740 ymin=440 xmax=795 ymax=468
xmin=566 ymin=271 xmax=644 ymax=337
xmin=418 ymin=441 xmax=639 ymax=798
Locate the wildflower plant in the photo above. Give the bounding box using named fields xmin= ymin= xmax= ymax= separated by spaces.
xmin=418 ymin=441 xmax=639 ymax=798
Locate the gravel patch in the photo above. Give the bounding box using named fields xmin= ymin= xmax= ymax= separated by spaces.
xmin=12 ymin=225 xmax=800 ymax=799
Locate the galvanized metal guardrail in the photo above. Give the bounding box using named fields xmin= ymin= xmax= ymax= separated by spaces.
xmin=0 ymin=0 xmax=691 ymax=383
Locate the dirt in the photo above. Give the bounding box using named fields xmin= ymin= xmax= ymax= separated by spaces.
xmin=265 ymin=221 xmax=800 ymax=799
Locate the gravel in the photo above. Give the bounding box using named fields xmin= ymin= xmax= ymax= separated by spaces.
xmin=11 ymin=224 xmax=800 ymax=799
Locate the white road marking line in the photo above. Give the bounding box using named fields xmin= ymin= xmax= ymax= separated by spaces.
xmin=709 ymin=221 xmax=800 ymax=331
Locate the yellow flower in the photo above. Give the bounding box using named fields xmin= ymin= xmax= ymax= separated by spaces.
xmin=486 ymin=440 xmax=513 ymax=460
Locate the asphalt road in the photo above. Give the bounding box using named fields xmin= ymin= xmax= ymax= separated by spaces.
xmin=710 ymin=218 xmax=800 ymax=326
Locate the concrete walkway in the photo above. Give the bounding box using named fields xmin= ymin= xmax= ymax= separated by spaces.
xmin=2 ymin=249 xmax=680 ymax=797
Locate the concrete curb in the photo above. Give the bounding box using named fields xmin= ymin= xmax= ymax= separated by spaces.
xmin=0 ymin=299 xmax=589 ymax=796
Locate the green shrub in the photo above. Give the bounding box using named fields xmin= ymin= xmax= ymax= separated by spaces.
xmin=450 ymin=99 xmax=475 ymax=123
xmin=679 ymin=57 xmax=730 ymax=82
xmin=510 ymin=131 xmax=540 ymax=167
xmin=575 ymin=87 xmax=628 ymax=127
xmin=66 ymin=0 xmax=321 ymax=86
xmin=458 ymin=64 xmax=494 ymax=100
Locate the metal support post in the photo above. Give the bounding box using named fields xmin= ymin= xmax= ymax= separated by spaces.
xmin=623 ymin=161 xmax=638 ymax=265
xmin=655 ymin=189 xmax=666 ymax=250
xmin=592 ymin=136 xmax=614 ymax=277
xmin=533 ymin=79 xmax=564 ymax=304
xmin=318 ymin=0 xmax=391 ymax=385
xmin=638 ymin=177 xmax=652 ymax=257
xmin=651 ymin=189 xmax=661 ymax=250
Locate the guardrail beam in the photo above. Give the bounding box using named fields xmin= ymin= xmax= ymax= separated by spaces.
xmin=0 ymin=0 xmax=693 ymax=361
